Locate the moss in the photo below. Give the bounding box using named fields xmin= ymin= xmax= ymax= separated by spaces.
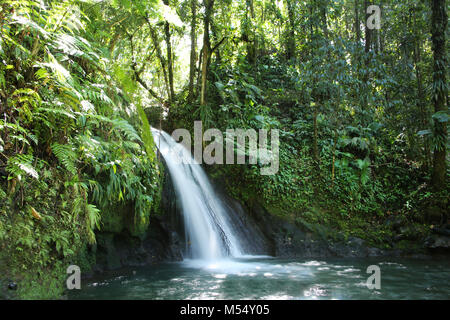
xmin=14 ymin=265 xmax=67 ymax=300
xmin=394 ymin=239 xmax=424 ymax=252
xmin=75 ymin=243 xmax=97 ymax=274
xmin=101 ymin=204 xmax=127 ymax=233
xmin=0 ymin=169 xmax=96 ymax=299
xmin=0 ymin=175 xmax=82 ymax=299
xmin=95 ymin=233 xmax=122 ymax=270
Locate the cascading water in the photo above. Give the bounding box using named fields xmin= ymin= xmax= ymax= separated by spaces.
xmin=152 ymin=128 xmax=245 ymax=261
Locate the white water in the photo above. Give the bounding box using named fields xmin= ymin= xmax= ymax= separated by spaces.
xmin=152 ymin=128 xmax=244 ymax=261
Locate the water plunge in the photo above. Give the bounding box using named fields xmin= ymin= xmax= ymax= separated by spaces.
xmin=152 ymin=128 xmax=245 ymax=261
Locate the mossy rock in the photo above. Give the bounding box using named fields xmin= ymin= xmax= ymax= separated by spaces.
xmin=394 ymin=239 xmax=423 ymax=251
xmin=0 ymin=279 xmax=17 ymax=300
xmin=100 ymin=202 xmax=148 ymax=239
xmin=95 ymin=233 xmax=122 ymax=270
xmin=425 ymin=206 xmax=445 ymax=224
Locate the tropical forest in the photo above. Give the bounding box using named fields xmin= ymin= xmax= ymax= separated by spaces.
xmin=0 ymin=0 xmax=448 ymax=301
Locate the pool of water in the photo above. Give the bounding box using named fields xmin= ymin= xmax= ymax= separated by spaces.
xmin=69 ymin=256 xmax=450 ymax=300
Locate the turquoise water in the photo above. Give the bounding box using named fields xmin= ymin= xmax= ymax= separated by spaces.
xmin=69 ymin=256 xmax=450 ymax=300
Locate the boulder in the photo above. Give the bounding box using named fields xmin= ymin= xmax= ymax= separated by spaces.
xmin=425 ymin=234 xmax=450 ymax=251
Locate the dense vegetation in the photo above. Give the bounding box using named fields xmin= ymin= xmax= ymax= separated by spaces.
xmin=0 ymin=0 xmax=448 ymax=299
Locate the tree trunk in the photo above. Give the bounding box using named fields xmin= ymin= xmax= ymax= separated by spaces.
xmin=163 ymin=0 xmax=175 ymax=103
xmin=247 ymin=0 xmax=256 ymax=64
xmin=364 ymin=0 xmax=372 ymax=52
xmin=128 ymin=33 xmax=164 ymax=104
xmin=331 ymin=130 xmax=337 ymax=187
xmin=430 ymin=0 xmax=447 ymax=191
xmin=188 ymin=0 xmax=197 ymax=102
xmin=413 ymin=10 xmax=430 ymax=171
xmin=196 ymin=48 xmax=203 ymax=97
xmin=355 ymin=0 xmax=361 ymax=43
xmin=313 ymin=105 xmax=319 ymax=162
xmin=321 ymin=0 xmax=328 ymax=39
xmin=147 ymin=20 xmax=171 ymax=102
xmin=285 ymin=0 xmax=296 ymax=60
xmin=200 ymin=0 xmax=214 ymax=106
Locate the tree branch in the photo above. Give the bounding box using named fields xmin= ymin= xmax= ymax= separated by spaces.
xmin=211 ymin=36 xmax=226 ymax=54
xmin=127 ymin=32 xmax=164 ymax=104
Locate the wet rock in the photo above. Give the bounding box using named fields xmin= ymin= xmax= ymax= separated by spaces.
xmin=91 ymin=164 xmax=185 ymax=272
xmin=328 ymin=237 xmax=369 ymax=257
xmin=0 ymin=280 xmax=14 ymax=300
xmin=367 ymin=247 xmax=384 ymax=257
xmin=241 ymin=201 xmax=399 ymax=258
xmin=8 ymin=282 xmax=17 ymax=290
xmin=242 ymin=202 xmax=377 ymax=258
xmin=425 ymin=207 xmax=444 ymax=224
xmin=396 ymin=225 xmax=422 ymax=241
xmin=425 ymin=235 xmax=450 ymax=250
xmin=94 ymin=214 xmax=184 ymax=272
xmin=384 ymin=215 xmax=406 ymax=231
xmin=96 ymin=233 xmax=121 ymax=270
xmin=431 ymin=225 xmax=450 ymax=237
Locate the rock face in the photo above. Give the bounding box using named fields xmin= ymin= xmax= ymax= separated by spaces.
xmin=92 ymin=166 xmax=184 ymax=272
xmin=214 ymin=190 xmax=276 ymax=256
xmin=91 ymin=171 xmax=393 ymax=273
xmin=241 ymin=201 xmax=389 ymax=258
xmin=424 ymin=225 xmax=450 ymax=254
xmin=93 ymin=216 xmax=183 ymax=272
xmin=426 ymin=235 xmax=450 ymax=250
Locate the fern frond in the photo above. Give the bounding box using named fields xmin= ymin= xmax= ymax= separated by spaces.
xmin=111 ymin=118 xmax=141 ymax=142
xmin=7 ymin=154 xmax=39 ymax=179
xmin=86 ymin=203 xmax=101 ymax=230
xmin=51 ymin=143 xmax=77 ymax=175
xmin=136 ymin=103 xmax=156 ymax=162
xmin=37 ymin=106 xmax=76 ymax=119
xmin=85 ymin=203 xmax=101 ymax=244
xmin=86 ymin=114 xmax=142 ymax=142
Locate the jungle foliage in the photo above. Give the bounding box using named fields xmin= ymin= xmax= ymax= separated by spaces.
xmin=0 ymin=0 xmax=448 ymax=298
xmin=166 ymin=0 xmax=448 ymax=246
xmin=0 ymin=0 xmax=162 ymax=298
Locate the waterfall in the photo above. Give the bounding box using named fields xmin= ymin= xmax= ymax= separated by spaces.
xmin=152 ymin=128 xmax=245 ymax=261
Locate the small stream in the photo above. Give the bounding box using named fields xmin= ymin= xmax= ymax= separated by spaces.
xmin=70 ymin=256 xmax=450 ymax=300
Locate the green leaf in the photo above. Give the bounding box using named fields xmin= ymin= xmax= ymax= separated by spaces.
xmin=51 ymin=143 xmax=77 ymax=175
xmin=432 ymin=111 xmax=449 ymax=123
xmin=417 ymin=129 xmax=432 ymax=136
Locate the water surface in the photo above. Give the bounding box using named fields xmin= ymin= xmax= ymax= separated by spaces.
xmin=70 ymin=256 xmax=450 ymax=300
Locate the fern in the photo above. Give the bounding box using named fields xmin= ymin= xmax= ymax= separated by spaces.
xmin=6 ymin=154 xmax=39 ymax=179
xmin=85 ymin=203 xmax=101 ymax=244
xmin=87 ymin=114 xmax=142 ymax=142
xmin=136 ymin=103 xmax=156 ymax=161
xmin=51 ymin=143 xmax=77 ymax=175
xmin=72 ymin=190 xmax=101 ymax=244
xmin=111 ymin=118 xmax=141 ymax=142
xmin=86 ymin=204 xmax=101 ymax=230
xmin=37 ymin=106 xmax=76 ymax=119
xmin=0 ymin=121 xmax=38 ymax=146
